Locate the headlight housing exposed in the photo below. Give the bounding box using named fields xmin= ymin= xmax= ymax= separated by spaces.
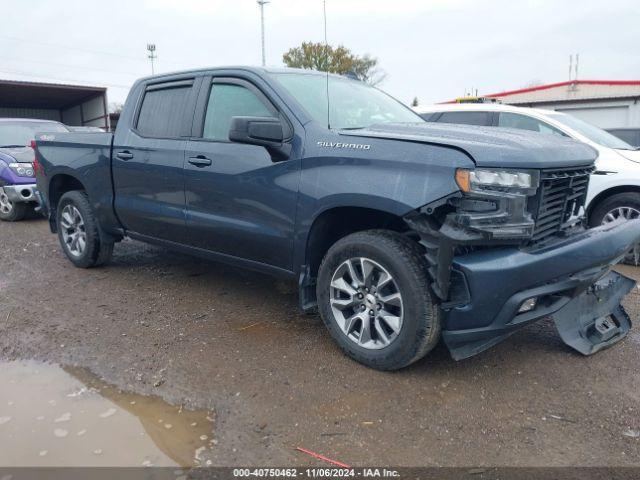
xmin=8 ymin=162 xmax=34 ymax=177
xmin=455 ymin=168 xmax=538 ymax=193
xmin=450 ymin=167 xmax=541 ymax=240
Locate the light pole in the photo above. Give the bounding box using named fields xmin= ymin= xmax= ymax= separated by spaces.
xmin=257 ymin=0 xmax=270 ymax=66
xmin=147 ymin=44 xmax=157 ymax=74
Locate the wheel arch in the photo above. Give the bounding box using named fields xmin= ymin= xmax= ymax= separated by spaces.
xmin=48 ymin=173 xmax=87 ymax=232
xmin=586 ymin=185 xmax=640 ymax=220
xmin=298 ymin=205 xmax=412 ymax=311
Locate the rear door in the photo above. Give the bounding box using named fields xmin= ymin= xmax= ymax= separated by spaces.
xmin=112 ymin=78 xmax=200 ymax=243
xmin=183 ymin=76 xmax=299 ymax=270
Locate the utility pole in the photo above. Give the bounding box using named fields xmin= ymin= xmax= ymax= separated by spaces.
xmin=257 ymin=0 xmax=269 ymax=66
xmin=147 ymin=44 xmax=157 ymax=74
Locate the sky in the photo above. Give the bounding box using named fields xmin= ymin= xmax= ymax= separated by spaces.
xmin=1 ymin=0 xmax=639 ymax=109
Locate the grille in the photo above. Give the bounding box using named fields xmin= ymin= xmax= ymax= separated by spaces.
xmin=530 ymin=166 xmax=593 ymax=244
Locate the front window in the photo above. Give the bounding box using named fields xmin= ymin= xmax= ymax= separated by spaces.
xmin=271 ymin=72 xmax=422 ymax=130
xmin=0 ymin=121 xmax=68 ymax=147
xmin=203 ymin=83 xmax=276 ymax=141
xmin=547 ymin=113 xmax=635 ymax=150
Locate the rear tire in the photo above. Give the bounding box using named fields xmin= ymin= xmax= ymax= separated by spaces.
xmin=56 ymin=190 xmax=113 ymax=268
xmin=589 ymin=192 xmax=640 ymax=265
xmin=0 ymin=189 xmax=28 ymax=222
xmin=317 ymin=230 xmax=441 ymax=370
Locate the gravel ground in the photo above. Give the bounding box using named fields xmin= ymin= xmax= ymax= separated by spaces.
xmin=1 ymin=218 xmax=640 ymax=467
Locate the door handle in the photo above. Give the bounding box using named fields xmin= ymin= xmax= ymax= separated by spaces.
xmin=116 ymin=151 xmax=134 ymax=161
xmin=188 ymin=155 xmax=212 ymax=167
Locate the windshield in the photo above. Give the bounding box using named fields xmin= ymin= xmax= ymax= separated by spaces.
xmin=547 ymin=113 xmax=635 ymax=150
xmin=0 ymin=121 xmax=69 ymax=147
xmin=271 ymin=72 xmax=423 ymax=130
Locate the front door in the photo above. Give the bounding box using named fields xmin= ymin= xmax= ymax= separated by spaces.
xmin=183 ymin=77 xmax=299 ymax=271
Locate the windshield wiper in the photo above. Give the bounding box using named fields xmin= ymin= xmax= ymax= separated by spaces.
xmin=0 ymin=144 xmax=27 ymax=148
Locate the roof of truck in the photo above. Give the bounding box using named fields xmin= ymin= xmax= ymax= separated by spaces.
xmin=136 ymin=66 xmax=343 ymax=83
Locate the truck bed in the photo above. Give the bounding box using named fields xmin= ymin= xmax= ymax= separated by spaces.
xmin=35 ymin=131 xmax=117 ymax=233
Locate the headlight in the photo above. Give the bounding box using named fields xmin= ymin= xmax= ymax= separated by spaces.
xmin=8 ymin=163 xmax=34 ymax=177
xmin=455 ymin=168 xmax=537 ymax=193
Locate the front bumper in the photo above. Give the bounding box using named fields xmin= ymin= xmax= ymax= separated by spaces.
xmin=442 ymin=219 xmax=640 ymax=360
xmin=0 ymin=184 xmax=38 ymax=203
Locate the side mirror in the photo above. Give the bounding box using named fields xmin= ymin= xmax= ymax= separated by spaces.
xmin=230 ymin=116 xmax=287 ymax=144
xmin=229 ymin=116 xmax=291 ymax=160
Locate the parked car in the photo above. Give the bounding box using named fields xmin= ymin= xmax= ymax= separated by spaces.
xmin=0 ymin=118 xmax=69 ymax=221
xmin=34 ymin=67 xmax=640 ymax=370
xmin=415 ymin=104 xmax=640 ymax=262
xmin=66 ymin=126 xmax=105 ymax=133
xmin=607 ymin=128 xmax=640 ymax=148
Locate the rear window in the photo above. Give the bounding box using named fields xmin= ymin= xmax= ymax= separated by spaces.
xmin=435 ymin=111 xmax=492 ymax=126
xmin=136 ymin=84 xmax=192 ymax=138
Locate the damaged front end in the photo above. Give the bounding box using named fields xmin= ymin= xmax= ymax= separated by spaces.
xmin=405 ymin=165 xmax=640 ymax=360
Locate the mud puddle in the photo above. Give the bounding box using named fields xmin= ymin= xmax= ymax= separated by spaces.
xmin=0 ymin=359 xmax=214 ymax=467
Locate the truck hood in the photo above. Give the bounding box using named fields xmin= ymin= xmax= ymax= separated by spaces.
xmin=342 ymin=123 xmax=598 ymax=169
xmin=0 ymin=146 xmax=33 ymax=164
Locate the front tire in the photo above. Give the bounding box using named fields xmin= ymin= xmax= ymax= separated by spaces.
xmin=0 ymin=188 xmax=28 ymax=222
xmin=589 ymin=192 xmax=640 ymax=265
xmin=56 ymin=190 xmax=113 ymax=268
xmin=317 ymin=230 xmax=441 ymax=370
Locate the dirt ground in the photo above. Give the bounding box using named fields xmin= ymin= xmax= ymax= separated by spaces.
xmin=1 ymin=217 xmax=640 ymax=467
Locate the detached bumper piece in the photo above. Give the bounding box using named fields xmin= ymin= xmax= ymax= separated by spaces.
xmin=553 ymin=271 xmax=634 ymax=356
xmin=405 ymin=207 xmax=640 ymax=360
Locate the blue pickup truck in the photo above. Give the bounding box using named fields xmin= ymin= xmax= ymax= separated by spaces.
xmin=34 ymin=67 xmax=640 ymax=370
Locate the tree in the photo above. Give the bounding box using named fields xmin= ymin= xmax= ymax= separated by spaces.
xmin=411 ymin=97 xmax=419 ymax=107
xmin=109 ymin=102 xmax=124 ymax=114
xmin=282 ymin=42 xmax=386 ymax=86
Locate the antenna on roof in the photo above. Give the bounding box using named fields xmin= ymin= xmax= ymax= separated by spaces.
xmin=575 ymin=53 xmax=579 ymax=80
xmin=569 ymin=54 xmax=573 ymax=81
xmin=323 ymin=0 xmax=331 ymax=130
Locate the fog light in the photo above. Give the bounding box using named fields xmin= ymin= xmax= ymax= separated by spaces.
xmin=518 ymin=297 xmax=537 ymax=313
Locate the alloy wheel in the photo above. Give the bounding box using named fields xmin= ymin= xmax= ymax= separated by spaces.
xmin=601 ymin=206 xmax=640 ymax=224
xmin=60 ymin=205 xmax=87 ymax=257
xmin=329 ymin=257 xmax=404 ymax=350
xmin=0 ymin=190 xmax=13 ymax=214
xmin=602 ymin=206 xmax=640 ymax=265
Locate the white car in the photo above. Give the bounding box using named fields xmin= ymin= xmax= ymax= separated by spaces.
xmin=415 ymin=103 xmax=640 ymax=258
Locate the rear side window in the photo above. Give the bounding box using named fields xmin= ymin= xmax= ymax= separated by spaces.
xmin=435 ymin=111 xmax=492 ymax=126
xmin=203 ymin=83 xmax=275 ymax=141
xmin=136 ymin=84 xmax=192 ymax=138
xmin=498 ymin=112 xmax=565 ymax=136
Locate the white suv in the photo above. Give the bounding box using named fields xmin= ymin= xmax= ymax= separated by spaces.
xmin=415 ymin=103 xmax=640 ymax=260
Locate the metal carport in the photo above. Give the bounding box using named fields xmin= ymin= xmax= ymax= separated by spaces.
xmin=0 ymin=79 xmax=109 ymax=130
